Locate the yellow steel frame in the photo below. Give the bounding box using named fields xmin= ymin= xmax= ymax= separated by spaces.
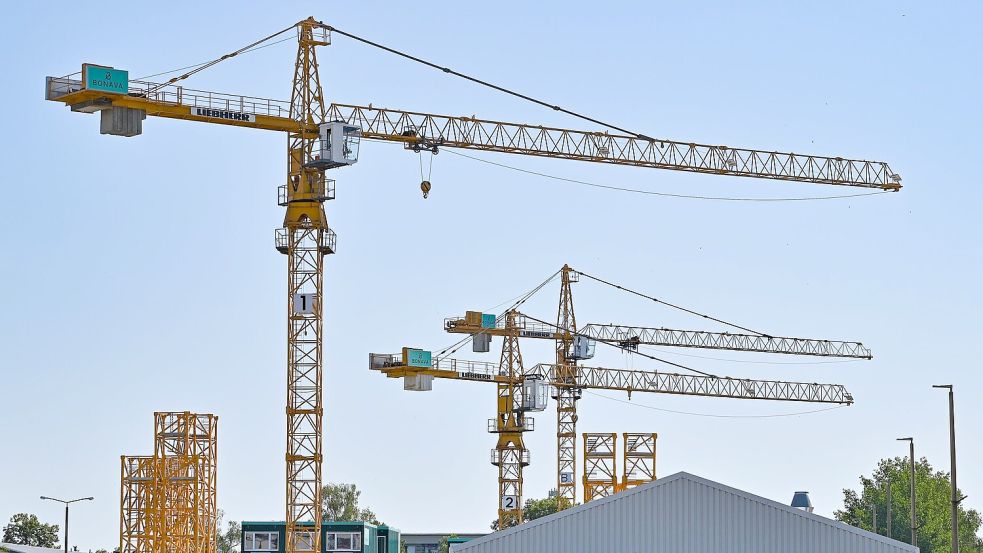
xmin=282 ymin=18 xmax=331 ymax=553
xmin=490 ymin=311 xmax=530 ymax=529
xmin=621 ymin=432 xmax=658 ymax=491
xmin=119 ymin=412 xmax=217 ymax=553
xmin=582 ymin=433 xmax=618 ymax=502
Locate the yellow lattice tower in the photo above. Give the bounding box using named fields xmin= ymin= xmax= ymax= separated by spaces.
xmin=154 ymin=412 xmax=218 ymax=553
xmin=620 ymin=433 xmax=657 ymax=492
xmin=489 ymin=311 xmax=531 ymax=529
xmin=120 ymin=456 xmax=156 ymax=553
xmin=582 ymin=433 xmax=618 ymax=502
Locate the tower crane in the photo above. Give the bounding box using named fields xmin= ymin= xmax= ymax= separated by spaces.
xmin=374 ymin=265 xmax=871 ymax=527
xmin=45 ymin=17 xmax=901 ymax=552
xmin=441 ymin=265 xmax=871 ymax=510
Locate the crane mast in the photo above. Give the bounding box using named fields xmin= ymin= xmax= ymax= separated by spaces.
xmin=279 ymin=19 xmax=331 ymax=553
xmin=491 ymin=311 xmax=531 ymax=529
xmin=554 ymin=266 xmax=580 ymax=507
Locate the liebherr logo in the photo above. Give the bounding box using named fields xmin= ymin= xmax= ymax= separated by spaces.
xmin=191 ymin=107 xmax=256 ymax=123
xmin=459 ymin=371 xmax=493 ymax=381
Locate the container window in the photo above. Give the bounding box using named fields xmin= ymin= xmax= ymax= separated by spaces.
xmin=326 ymin=532 xmax=361 ymax=551
xmin=244 ymin=531 xmax=278 ymax=551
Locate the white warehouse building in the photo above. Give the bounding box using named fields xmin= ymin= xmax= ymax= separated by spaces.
xmin=451 ymin=472 xmax=917 ymax=553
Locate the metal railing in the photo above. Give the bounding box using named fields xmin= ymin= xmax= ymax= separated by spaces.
xmin=487 ymin=417 xmax=535 ymax=432
xmin=274 ymin=227 xmax=337 ymax=255
xmin=45 ymin=75 xmax=293 ymax=119
xmin=278 ymin=179 xmax=336 ymax=206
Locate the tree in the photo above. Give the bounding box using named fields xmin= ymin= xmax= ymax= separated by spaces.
xmin=215 ymin=509 xmax=241 ymax=553
xmin=836 ymin=456 xmax=983 ymax=552
xmin=437 ymin=534 xmax=458 ymax=553
xmin=2 ymin=513 xmax=59 ymax=547
xmin=489 ymin=492 xmax=575 ymax=530
xmin=321 ymin=483 xmax=381 ymax=525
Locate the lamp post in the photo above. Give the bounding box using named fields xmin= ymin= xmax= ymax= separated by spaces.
xmin=934 ymin=384 xmax=964 ymax=553
xmin=896 ymin=438 xmax=916 ymax=546
xmin=40 ymin=496 xmax=93 ymax=553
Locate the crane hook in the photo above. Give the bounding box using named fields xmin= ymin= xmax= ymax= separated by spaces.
xmin=421 ymin=180 xmax=432 ymax=199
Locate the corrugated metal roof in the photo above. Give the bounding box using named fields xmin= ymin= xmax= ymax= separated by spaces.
xmin=452 ymin=472 xmax=918 ymax=553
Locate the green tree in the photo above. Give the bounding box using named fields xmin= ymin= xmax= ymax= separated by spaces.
xmin=215 ymin=509 xmax=241 ymax=553
xmin=489 ymin=492 xmax=575 ymax=530
xmin=437 ymin=534 xmax=458 ymax=553
xmin=835 ymin=456 xmax=983 ymax=552
xmin=2 ymin=513 xmax=59 ymax=547
xmin=321 ymin=483 xmax=380 ymax=524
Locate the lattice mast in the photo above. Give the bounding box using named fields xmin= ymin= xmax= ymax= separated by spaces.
xmin=583 ymin=433 xmax=618 ymax=501
xmin=554 ymin=265 xmax=580 ymax=507
xmin=621 ymin=433 xmax=658 ymax=491
xmin=280 ymin=18 xmax=332 ymax=553
xmin=154 ymin=412 xmax=218 ymax=553
xmin=119 ymin=412 xmax=217 ymax=553
xmin=119 ymin=456 xmax=156 ymax=553
xmin=489 ymin=311 xmax=532 ymax=529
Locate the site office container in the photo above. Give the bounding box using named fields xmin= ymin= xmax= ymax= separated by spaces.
xmin=241 ymin=520 xmax=401 ymax=553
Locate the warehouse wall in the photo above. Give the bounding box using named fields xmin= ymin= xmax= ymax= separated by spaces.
xmin=453 ymin=473 xmax=917 ymax=553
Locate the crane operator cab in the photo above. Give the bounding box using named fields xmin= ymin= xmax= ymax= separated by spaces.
xmin=308 ymin=121 xmax=361 ymax=169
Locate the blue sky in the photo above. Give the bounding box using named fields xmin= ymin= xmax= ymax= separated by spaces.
xmin=2 ymin=0 xmax=981 ymax=550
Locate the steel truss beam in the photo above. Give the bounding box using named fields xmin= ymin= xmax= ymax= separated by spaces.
xmin=579 ymin=324 xmax=871 ymax=358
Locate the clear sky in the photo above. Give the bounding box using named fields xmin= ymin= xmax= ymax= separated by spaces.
xmin=2 ymin=1 xmax=981 ymax=550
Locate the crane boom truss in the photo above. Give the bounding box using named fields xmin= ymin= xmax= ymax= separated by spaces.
xmin=533 ymin=363 xmax=852 ymax=404
xmin=327 ymin=104 xmax=900 ymax=189
xmin=369 ymin=354 xmax=854 ymax=405
xmin=579 ymin=324 xmax=872 ymax=359
xmin=44 ymin=77 xmax=901 ymax=190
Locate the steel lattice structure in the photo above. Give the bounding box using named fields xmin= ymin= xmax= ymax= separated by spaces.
xmin=489 ymin=311 xmax=531 ymax=529
xmin=326 ymin=104 xmax=901 ymax=189
xmin=583 ymin=433 xmax=618 ymax=502
xmin=621 ymin=433 xmax=658 ymax=491
xmin=120 ymin=456 xmax=156 ymax=553
xmin=119 ymin=412 xmax=217 ymax=553
xmin=533 ymin=364 xmax=853 ymax=404
xmin=579 ymin=324 xmax=871 ymax=358
xmin=554 ymin=267 xmax=580 ymax=506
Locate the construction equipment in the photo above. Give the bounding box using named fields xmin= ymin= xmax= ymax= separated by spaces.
xmin=583 ymin=433 xmax=618 ymax=502
xmin=439 ymin=265 xmax=870 ymax=512
xmin=372 ymin=259 xmax=870 ymax=527
xmin=120 ymin=412 xmax=218 ymax=553
xmin=584 ymin=432 xmax=659 ymax=502
xmin=46 ymin=17 xmax=901 ymax=551
xmin=621 ymin=433 xmax=658 ymax=492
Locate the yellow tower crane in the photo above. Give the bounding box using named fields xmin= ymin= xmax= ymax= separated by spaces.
xmin=439 ymin=265 xmax=871 ymax=516
xmin=45 ymin=17 xmax=900 ymax=552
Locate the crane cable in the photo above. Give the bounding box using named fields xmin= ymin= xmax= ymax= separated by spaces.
xmin=573 ymin=269 xmax=771 ymax=337
xmin=442 ymin=149 xmax=890 ymax=202
xmin=322 ymin=24 xmax=656 ymax=142
xmin=134 ymin=35 xmax=296 ymax=81
xmin=144 ymin=22 xmax=299 ymax=94
xmin=434 ymin=269 xmax=560 ymax=358
xmin=520 ymin=313 xmax=719 ymax=379
xmin=584 ymin=390 xmax=846 ymax=419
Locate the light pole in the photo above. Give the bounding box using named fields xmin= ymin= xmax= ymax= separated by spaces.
xmin=897 ymin=437 xmax=916 ymax=546
xmin=40 ymin=496 xmax=93 ymax=553
xmin=934 ymin=384 xmax=965 ymax=553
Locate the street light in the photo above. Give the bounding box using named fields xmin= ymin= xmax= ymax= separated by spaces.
xmin=39 ymin=496 xmax=93 ymax=553
xmin=934 ymin=384 xmax=966 ymax=553
xmin=896 ymin=437 xmax=916 ymax=546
